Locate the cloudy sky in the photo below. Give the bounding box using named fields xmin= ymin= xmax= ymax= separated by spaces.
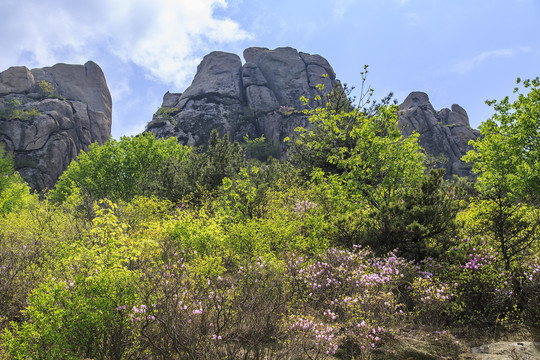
xmin=1 ymin=0 xmax=538 ymax=138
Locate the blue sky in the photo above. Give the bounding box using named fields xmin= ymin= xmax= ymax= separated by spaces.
xmin=1 ymin=0 xmax=539 ymax=138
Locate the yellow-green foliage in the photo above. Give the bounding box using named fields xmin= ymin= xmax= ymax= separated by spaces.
xmin=457 ymin=197 xmax=540 ymax=269
xmin=2 ymin=269 xmax=141 ymax=360
xmin=0 ymin=145 xmax=35 ymax=217
xmin=73 ymin=200 xmax=161 ymax=270
xmin=0 ymin=98 xmax=41 ymax=121
xmin=2 ymin=77 xmax=540 ymax=359
xmin=38 ymin=80 xmax=63 ymax=99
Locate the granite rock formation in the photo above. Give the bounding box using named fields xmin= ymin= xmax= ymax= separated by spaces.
xmin=148 ymin=47 xmax=479 ymax=178
xmin=146 ymin=47 xmax=337 ymax=149
xmin=398 ymin=92 xmax=480 ymax=178
xmin=0 ymin=61 xmax=112 ymax=191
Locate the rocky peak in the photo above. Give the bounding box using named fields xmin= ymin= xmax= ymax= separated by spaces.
xmin=0 ymin=61 xmax=112 ymax=191
xmin=146 ymin=47 xmax=336 ymax=148
xmin=398 ymin=92 xmax=480 ymax=178
xmin=400 ymin=91 xmax=433 ymax=110
xmin=178 ymin=51 xmax=244 ymax=107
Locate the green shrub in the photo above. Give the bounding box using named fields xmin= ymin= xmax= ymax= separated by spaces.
xmin=49 ymin=133 xmax=189 ymax=204
xmin=0 ymin=98 xmax=41 ymax=121
xmin=2 ymin=269 xmax=141 ymax=360
xmin=38 ymin=80 xmax=63 ymax=99
xmin=245 ymin=135 xmax=280 ymax=162
xmin=0 ymin=144 xmax=34 ymax=216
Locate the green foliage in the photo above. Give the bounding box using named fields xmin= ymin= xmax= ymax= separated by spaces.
xmin=218 ymin=160 xmax=299 ymax=220
xmin=155 ymin=105 xmax=180 ymax=118
xmin=465 ymin=77 xmax=540 ymax=202
xmin=49 ymin=132 xmax=189 ymax=204
xmin=2 ymin=270 xmax=141 ymax=360
xmin=245 ymin=135 xmax=280 ymax=162
xmin=221 ymin=165 xmax=264 ymax=220
xmin=0 ymin=196 xmax=170 ymax=359
xmin=38 ymin=80 xmax=63 ymax=100
xmin=292 ymin=87 xmax=427 ymax=256
xmin=167 ymin=210 xmax=226 ymax=259
xmin=463 ymin=77 xmax=540 ymax=271
xmin=363 ymin=169 xmax=461 ymax=259
xmin=151 ymin=129 xmax=246 ymax=203
xmin=459 ymin=198 xmax=539 ymax=271
xmin=0 ymin=98 xmax=41 ymax=121
xmin=0 ymin=144 xmax=34 ymax=216
xmin=290 ymin=81 xmax=425 ymax=210
xmin=76 ymin=200 xmax=161 ymax=270
xmin=447 ymin=246 xmax=516 ymax=326
xmin=200 ymin=130 xmax=246 ymax=191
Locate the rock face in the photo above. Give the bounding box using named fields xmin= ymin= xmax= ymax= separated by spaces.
xmin=398 ymin=92 xmax=480 ymax=178
xmin=148 ymin=47 xmax=479 ymax=178
xmin=146 ymin=47 xmax=337 ymax=149
xmin=0 ymin=61 xmax=112 ymax=191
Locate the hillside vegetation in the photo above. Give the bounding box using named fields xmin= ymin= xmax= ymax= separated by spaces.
xmin=0 ymin=78 xmax=539 ymax=359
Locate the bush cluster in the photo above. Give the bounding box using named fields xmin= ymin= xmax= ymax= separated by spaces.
xmin=1 ymin=76 xmax=539 ymax=359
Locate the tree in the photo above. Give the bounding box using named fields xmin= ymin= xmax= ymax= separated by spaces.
xmin=290 ymin=73 xmax=430 ymax=257
xmin=363 ymin=168 xmax=461 ymax=259
xmin=463 ymin=77 xmax=540 ymax=271
xmin=152 ymin=129 xmax=246 ymax=203
xmin=49 ymin=133 xmax=189 ymax=204
xmin=288 ymin=69 xmax=398 ymax=179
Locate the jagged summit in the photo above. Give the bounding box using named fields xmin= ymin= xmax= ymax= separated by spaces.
xmin=146 ymin=47 xmax=336 ymax=149
xmin=399 ymin=91 xmax=480 ymax=177
xmin=401 ymin=91 xmax=432 ymax=109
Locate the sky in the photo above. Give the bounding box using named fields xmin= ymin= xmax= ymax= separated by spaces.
xmin=1 ymin=0 xmax=539 ymax=139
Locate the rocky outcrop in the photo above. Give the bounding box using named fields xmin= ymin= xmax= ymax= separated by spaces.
xmin=146 ymin=47 xmax=336 ymax=149
xmin=148 ymin=47 xmax=479 ymax=178
xmin=0 ymin=61 xmax=112 ymax=191
xmin=398 ymin=92 xmax=480 ymax=178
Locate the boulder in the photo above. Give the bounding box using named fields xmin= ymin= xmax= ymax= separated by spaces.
xmin=0 ymin=66 xmax=36 ymax=95
xmin=0 ymin=61 xmax=112 ymax=192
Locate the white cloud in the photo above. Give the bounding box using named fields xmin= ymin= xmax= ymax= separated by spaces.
xmin=331 ymin=0 xmax=355 ymax=20
xmin=406 ymin=12 xmax=420 ymax=25
xmin=452 ymin=47 xmax=531 ymax=74
xmin=0 ymin=0 xmax=251 ymax=88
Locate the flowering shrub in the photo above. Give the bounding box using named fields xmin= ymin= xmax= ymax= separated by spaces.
xmin=284 ymin=315 xmax=339 ymax=358
xmin=1 ymin=190 xmax=539 ymax=359
xmin=285 ymin=246 xmax=411 ymax=358
xmin=1 ymin=269 xmax=141 ymax=360
xmin=137 ymin=254 xmax=293 ymax=359
xmin=293 ymin=199 xmax=318 ymax=216
xmin=410 ymin=274 xmax=454 ymax=326
xmin=518 ymin=261 xmax=540 ymax=326
xmin=449 ymin=245 xmax=515 ymax=325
